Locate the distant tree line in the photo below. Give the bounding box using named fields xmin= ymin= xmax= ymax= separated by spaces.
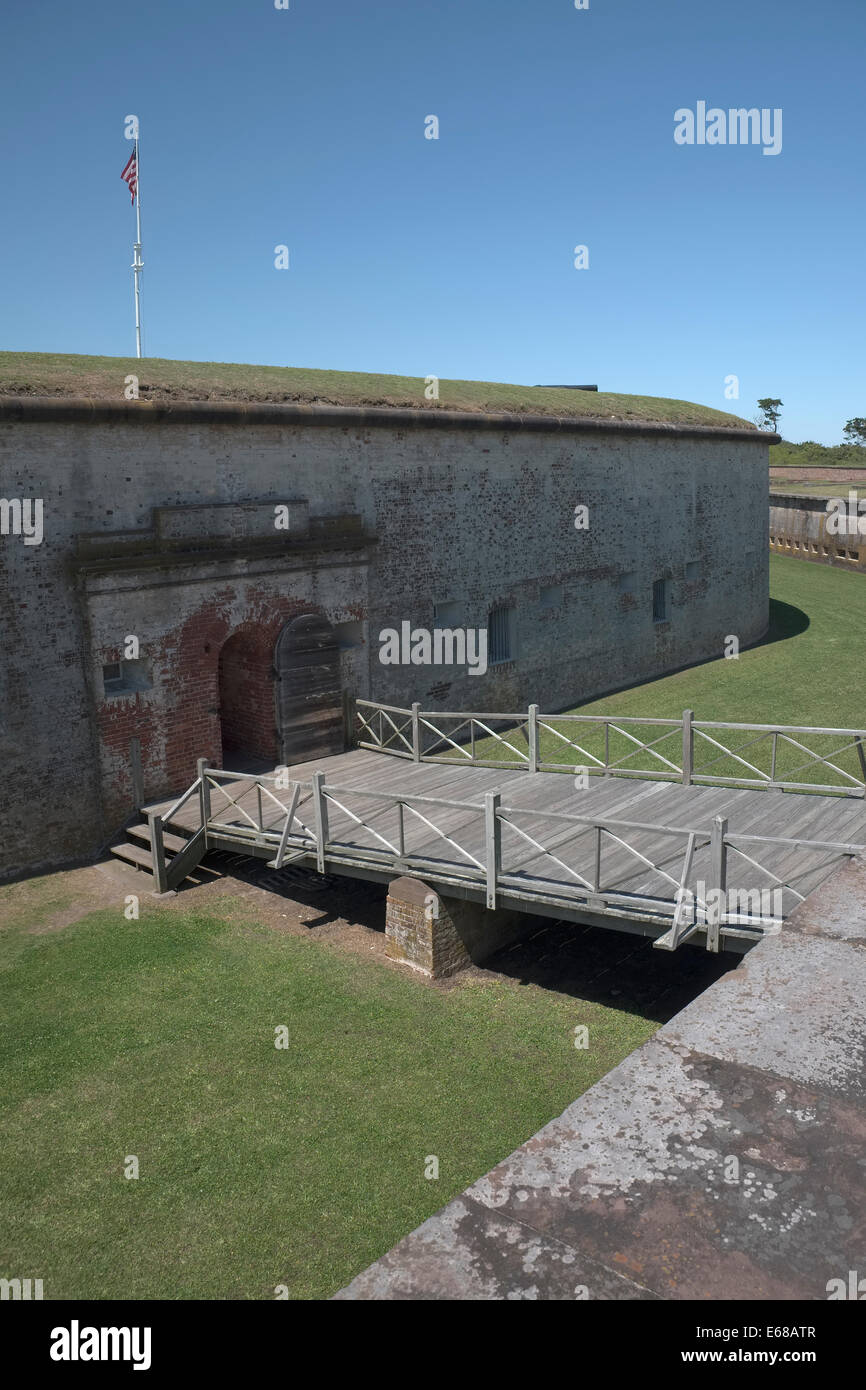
xmin=754 ymin=398 xmax=866 ymax=460
xmin=769 ymin=439 xmax=866 ymax=468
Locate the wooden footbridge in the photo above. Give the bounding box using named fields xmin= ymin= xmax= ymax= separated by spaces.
xmin=124 ymin=700 xmax=866 ymax=954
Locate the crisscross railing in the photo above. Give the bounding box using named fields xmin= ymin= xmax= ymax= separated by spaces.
xmin=420 ymin=709 xmax=533 ymax=766
xmin=354 ymin=700 xmax=416 ymax=757
xmin=353 ymin=699 xmax=866 ymax=796
xmin=149 ymin=755 xmax=866 ymax=952
xmin=356 ymin=698 xmax=534 ymax=767
xmin=690 ymin=721 xmax=866 ymax=794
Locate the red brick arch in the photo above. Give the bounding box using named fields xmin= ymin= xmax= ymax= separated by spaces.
xmin=217 ymin=624 xmax=278 ymax=766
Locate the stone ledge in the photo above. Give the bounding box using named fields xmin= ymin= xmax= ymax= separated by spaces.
xmin=338 ymin=854 xmax=866 ymax=1300
xmin=0 ymin=395 xmax=779 ymax=443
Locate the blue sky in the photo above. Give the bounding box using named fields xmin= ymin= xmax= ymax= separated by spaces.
xmin=2 ymin=0 xmax=863 ymax=442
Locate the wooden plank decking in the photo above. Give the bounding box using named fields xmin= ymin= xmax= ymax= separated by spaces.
xmin=145 ymin=749 xmax=866 ymax=935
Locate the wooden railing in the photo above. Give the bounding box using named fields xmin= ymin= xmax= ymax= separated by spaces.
xmin=149 ymin=758 xmax=866 ymax=952
xmin=354 ymin=699 xmax=866 ymax=796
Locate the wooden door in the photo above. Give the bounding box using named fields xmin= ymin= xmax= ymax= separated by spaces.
xmin=274 ymin=615 xmax=343 ymax=766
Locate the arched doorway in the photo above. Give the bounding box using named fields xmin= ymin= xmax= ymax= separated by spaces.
xmin=218 ymin=628 xmax=278 ymax=769
xmin=274 ymin=614 xmax=343 ymax=765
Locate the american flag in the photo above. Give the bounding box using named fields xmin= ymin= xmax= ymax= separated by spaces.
xmin=120 ymin=147 xmax=138 ymax=204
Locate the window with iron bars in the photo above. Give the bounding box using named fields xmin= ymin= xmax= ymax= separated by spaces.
xmin=652 ymin=578 xmax=668 ymax=623
xmin=488 ymin=604 xmax=514 ymax=663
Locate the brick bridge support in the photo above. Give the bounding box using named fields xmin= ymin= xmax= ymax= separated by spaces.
xmin=384 ymin=876 xmax=532 ymax=978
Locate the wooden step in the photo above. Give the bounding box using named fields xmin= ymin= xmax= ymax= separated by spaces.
xmin=127 ymin=823 xmax=189 ymax=854
xmin=110 ymin=842 xmax=156 ymax=872
xmin=110 ymin=836 xmax=220 ymax=886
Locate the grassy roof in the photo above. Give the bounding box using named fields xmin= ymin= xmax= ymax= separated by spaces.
xmin=0 ymin=351 xmax=757 ymax=430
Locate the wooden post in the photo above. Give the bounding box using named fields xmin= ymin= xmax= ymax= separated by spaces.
xmin=130 ymin=737 xmax=144 ymax=810
xmin=484 ymin=791 xmax=501 ymax=909
xmin=197 ymin=757 xmax=211 ymax=838
xmin=707 ymin=815 xmax=727 ymax=953
xmin=528 ymin=704 xmax=539 ymax=773
xmin=593 ymin=824 xmax=602 ymax=893
xmin=312 ymin=771 xmax=329 ymax=874
xmin=682 ymin=709 xmax=693 ymax=786
xmin=342 ymin=689 xmax=356 ymax=749
xmin=271 ymin=781 xmax=301 ymax=870
xmin=148 ymin=813 xmax=169 ymax=894
xmin=411 ymin=702 xmax=422 ymax=762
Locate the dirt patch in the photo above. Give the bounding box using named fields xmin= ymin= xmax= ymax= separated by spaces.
xmin=0 ymin=864 xmax=124 ymax=935
xmin=3 ymin=851 xmax=508 ymax=994
xmin=8 ymin=850 xmax=403 ymax=965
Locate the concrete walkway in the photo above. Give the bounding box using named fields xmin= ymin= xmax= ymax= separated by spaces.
xmin=336 ymin=857 xmax=866 ymax=1300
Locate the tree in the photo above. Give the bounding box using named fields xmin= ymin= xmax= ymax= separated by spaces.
xmin=757 ymin=398 xmax=783 ymax=431
xmin=842 ymin=418 xmax=866 ymax=446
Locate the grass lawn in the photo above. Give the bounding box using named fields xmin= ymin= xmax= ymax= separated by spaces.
xmin=468 ymin=554 xmax=866 ymax=785
xmin=0 ymin=898 xmax=656 ymax=1300
xmin=770 ymin=481 xmax=859 ymax=496
xmin=0 ymin=350 xmax=753 ymax=430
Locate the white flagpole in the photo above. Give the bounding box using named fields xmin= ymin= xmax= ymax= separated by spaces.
xmin=132 ymin=135 xmax=143 ymax=358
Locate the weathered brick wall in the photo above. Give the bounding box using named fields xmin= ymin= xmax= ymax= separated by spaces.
xmin=0 ymin=404 xmax=770 ymax=878
xmin=86 ymin=577 xmax=367 ymax=833
xmin=367 ymin=429 xmax=769 ymax=712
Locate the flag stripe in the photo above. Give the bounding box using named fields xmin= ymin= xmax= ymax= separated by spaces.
xmin=121 ymin=148 xmax=138 ymax=205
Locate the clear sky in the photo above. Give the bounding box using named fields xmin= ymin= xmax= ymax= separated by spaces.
xmin=2 ymin=0 xmax=863 ymax=442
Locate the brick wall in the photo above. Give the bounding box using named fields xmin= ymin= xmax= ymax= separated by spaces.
xmin=218 ymin=625 xmax=277 ymax=764
xmin=0 ymin=404 xmax=771 ymax=878
xmin=89 ymin=585 xmax=355 ymax=832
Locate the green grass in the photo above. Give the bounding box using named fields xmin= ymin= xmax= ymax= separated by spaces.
xmin=770 ymin=480 xmax=857 ymax=497
xmin=0 ymin=350 xmax=755 ymax=430
xmin=467 ymin=554 xmax=866 ymax=786
xmin=0 ymin=904 xmax=654 ymax=1300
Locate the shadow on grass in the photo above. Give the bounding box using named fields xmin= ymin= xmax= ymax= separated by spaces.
xmin=756 ymin=597 xmax=810 ymax=647
xmin=205 ymin=849 xmax=387 ymax=931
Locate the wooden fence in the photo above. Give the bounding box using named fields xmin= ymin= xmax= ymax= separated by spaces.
xmin=354 ymin=699 xmax=866 ymax=797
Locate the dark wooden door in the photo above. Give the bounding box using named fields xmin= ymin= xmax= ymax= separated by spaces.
xmin=274 ymin=614 xmax=343 ymax=765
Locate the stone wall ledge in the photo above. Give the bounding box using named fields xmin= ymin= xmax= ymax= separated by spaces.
xmin=336 ymin=854 xmax=866 ymax=1300
xmin=0 ymin=394 xmax=779 ymax=443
